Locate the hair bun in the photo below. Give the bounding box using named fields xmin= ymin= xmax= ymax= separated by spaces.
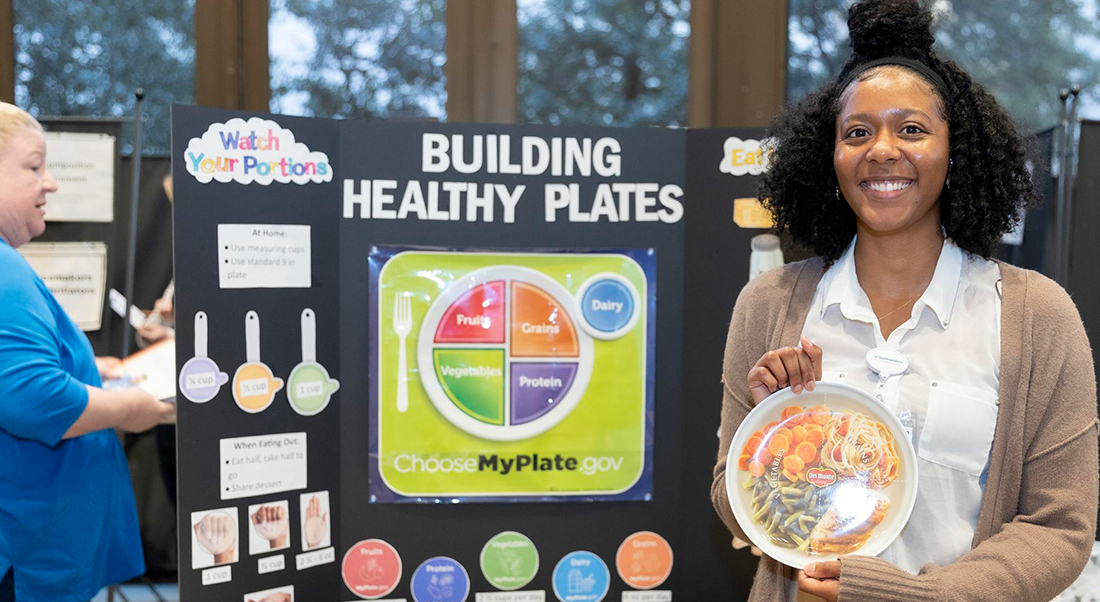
xmin=847 ymin=0 xmax=935 ymax=58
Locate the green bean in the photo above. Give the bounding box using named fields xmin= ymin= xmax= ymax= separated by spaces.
xmin=783 ymin=511 xmax=804 ymax=528
xmin=780 ymin=487 xmax=802 ymax=496
xmin=743 ymin=478 xmax=756 ymax=491
xmin=752 ymin=503 xmax=770 ymax=523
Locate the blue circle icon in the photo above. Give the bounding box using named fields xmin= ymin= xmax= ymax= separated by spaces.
xmin=411 ymin=556 xmax=470 ymax=602
xmin=580 ymin=278 xmax=635 ymax=335
xmin=552 ymin=551 xmax=610 ymax=602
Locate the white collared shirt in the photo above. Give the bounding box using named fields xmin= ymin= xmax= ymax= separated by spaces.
xmin=801 ymin=237 xmax=1001 ymax=574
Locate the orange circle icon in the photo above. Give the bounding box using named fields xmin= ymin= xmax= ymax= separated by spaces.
xmin=616 ymin=531 xmax=673 ymax=590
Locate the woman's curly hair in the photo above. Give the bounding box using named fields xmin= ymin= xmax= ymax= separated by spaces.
xmin=761 ymin=0 xmax=1037 ymax=263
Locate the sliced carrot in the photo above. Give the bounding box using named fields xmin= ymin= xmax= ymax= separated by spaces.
xmin=805 ymin=428 xmax=826 ymax=447
xmin=738 ymin=454 xmax=752 ymax=471
xmin=809 ymin=405 xmax=831 ymax=425
xmin=752 ymin=430 xmax=766 ymax=441
xmin=790 ymin=425 xmax=807 ymax=444
xmin=795 ymin=440 xmax=818 ymax=463
xmin=781 ymin=405 xmax=803 ymax=420
xmin=749 ymin=460 xmax=766 ymax=478
xmin=783 ymin=455 xmax=805 ymax=473
xmin=745 ymin=436 xmax=764 ymax=455
xmin=782 ymin=469 xmax=799 ymax=482
xmin=797 ymin=470 xmax=808 ymax=482
xmin=757 ymin=448 xmax=774 ymax=465
xmin=767 ymin=434 xmax=790 ymax=455
xmin=785 ymin=412 xmax=806 ymax=427
xmin=764 ymin=421 xmax=779 ymax=434
xmin=774 ymin=427 xmax=793 ymax=443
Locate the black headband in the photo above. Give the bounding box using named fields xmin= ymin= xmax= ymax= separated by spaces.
xmin=837 ymin=56 xmax=949 ymax=100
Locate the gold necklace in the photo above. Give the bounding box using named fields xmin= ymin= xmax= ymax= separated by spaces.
xmin=876 ymin=294 xmax=921 ymax=322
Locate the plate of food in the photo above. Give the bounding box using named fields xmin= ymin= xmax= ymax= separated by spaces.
xmin=725 ymin=381 xmax=917 ymax=568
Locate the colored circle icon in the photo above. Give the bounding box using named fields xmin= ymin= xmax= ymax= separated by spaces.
xmin=417 ymin=266 xmax=595 ymax=441
xmin=342 ymin=539 xmax=402 ymax=600
xmin=288 ymin=309 xmax=340 ymax=416
xmin=480 ymin=531 xmax=539 ymax=591
xmin=552 ymin=551 xmax=610 ymax=602
xmin=615 ymin=531 xmax=673 ymax=590
xmin=233 ymin=311 xmax=284 ymax=413
xmin=411 ymin=556 xmax=470 ymax=602
xmin=179 ymin=311 xmax=228 ymax=403
xmin=233 ymin=362 xmax=283 ymax=412
xmin=576 ymin=273 xmax=641 ymax=340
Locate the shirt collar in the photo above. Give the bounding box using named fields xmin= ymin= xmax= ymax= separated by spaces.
xmin=821 ymin=237 xmax=963 ymax=328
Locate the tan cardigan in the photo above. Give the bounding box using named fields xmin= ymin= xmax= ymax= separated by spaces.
xmin=711 ymin=257 xmax=1099 ymax=601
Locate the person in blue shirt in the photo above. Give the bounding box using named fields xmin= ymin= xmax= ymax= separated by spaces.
xmin=0 ymin=102 xmax=175 ymax=602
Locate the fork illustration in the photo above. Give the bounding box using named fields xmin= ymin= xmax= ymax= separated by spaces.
xmin=393 ymin=292 xmax=412 ymax=412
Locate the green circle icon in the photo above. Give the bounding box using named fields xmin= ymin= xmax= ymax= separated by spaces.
xmin=480 ymin=531 xmax=539 ymax=591
xmin=287 ymin=362 xmax=340 ymax=416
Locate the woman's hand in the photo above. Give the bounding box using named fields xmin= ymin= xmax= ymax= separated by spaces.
xmin=798 ymin=561 xmax=840 ymax=602
xmin=117 ymin=388 xmax=175 ymax=433
xmin=748 ymin=336 xmax=823 ymax=404
xmin=95 ymin=356 xmax=124 ymax=380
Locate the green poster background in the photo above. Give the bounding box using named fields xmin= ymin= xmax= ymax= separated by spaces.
xmin=371 ymin=250 xmax=651 ymax=500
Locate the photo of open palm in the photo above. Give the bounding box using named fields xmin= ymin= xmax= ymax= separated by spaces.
xmin=304 ymin=495 xmax=328 ymax=549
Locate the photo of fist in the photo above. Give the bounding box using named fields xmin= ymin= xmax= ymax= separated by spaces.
xmin=251 ymin=504 xmax=289 ymax=549
xmin=194 ymin=511 xmax=237 ymax=564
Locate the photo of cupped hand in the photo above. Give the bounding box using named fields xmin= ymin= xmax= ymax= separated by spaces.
xmin=194 ymin=511 xmax=237 ymax=561
xmin=252 ymin=504 xmax=289 ymax=549
xmin=304 ymin=495 xmax=328 ymax=549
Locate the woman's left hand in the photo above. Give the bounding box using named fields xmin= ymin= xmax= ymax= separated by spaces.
xmin=798 ymin=561 xmax=840 ymax=602
xmin=95 ymin=356 xmax=124 ymax=380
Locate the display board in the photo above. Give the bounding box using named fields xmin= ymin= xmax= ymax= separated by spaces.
xmin=174 ymin=105 xmax=773 ymax=601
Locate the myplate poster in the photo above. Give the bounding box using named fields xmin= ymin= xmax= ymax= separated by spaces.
xmin=369 ymin=247 xmax=655 ymax=502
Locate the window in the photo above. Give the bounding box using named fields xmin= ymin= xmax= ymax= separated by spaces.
xmin=518 ymin=0 xmax=690 ymax=127
xmin=787 ymin=0 xmax=1100 ymax=130
xmin=13 ymin=0 xmax=196 ymax=155
xmin=270 ymin=0 xmax=447 ymax=120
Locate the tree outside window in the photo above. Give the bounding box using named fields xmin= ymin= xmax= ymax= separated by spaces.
xmin=518 ymin=0 xmax=690 ymax=127
xmin=13 ymin=0 xmax=195 ymax=155
xmin=788 ymin=0 xmax=1100 ymax=131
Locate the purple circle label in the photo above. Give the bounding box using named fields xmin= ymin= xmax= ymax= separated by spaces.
xmin=179 ymin=356 xmax=228 ymax=402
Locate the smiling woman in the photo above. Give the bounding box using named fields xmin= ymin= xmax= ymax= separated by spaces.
xmin=711 ymin=1 xmax=1098 ymax=601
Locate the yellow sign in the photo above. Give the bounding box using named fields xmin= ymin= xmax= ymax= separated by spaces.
xmin=733 ymin=198 xmax=773 ymax=229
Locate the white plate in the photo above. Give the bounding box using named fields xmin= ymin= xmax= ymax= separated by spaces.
xmin=725 ymin=381 xmax=918 ymax=568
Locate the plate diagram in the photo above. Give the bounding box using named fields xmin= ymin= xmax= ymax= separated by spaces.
xmin=417 ymin=266 xmax=595 ymax=441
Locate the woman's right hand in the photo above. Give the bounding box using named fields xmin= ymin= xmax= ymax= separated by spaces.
xmin=748 ymin=335 xmax=823 ymax=405
xmin=117 ymin=388 xmax=175 ymax=433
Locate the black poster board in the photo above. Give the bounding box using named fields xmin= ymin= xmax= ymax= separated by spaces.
xmin=173 ymin=105 xmax=770 ymax=601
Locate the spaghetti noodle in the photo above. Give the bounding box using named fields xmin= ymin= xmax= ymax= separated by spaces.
xmin=820 ymin=413 xmax=900 ymax=488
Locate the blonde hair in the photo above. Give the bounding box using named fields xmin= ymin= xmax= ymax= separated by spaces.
xmin=0 ymin=102 xmax=43 ymax=155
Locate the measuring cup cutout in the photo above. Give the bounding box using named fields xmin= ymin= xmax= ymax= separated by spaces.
xmin=287 ymin=309 xmax=340 ymax=416
xmin=233 ymin=311 xmax=284 ymax=413
xmin=178 ymin=311 xmax=229 ymax=403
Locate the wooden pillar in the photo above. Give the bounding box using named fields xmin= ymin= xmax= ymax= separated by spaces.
xmin=0 ymin=0 xmax=13 ymax=103
xmin=690 ymin=0 xmax=788 ymax=128
xmin=195 ymin=0 xmax=269 ymax=111
xmin=446 ymin=1 xmax=518 ymax=123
